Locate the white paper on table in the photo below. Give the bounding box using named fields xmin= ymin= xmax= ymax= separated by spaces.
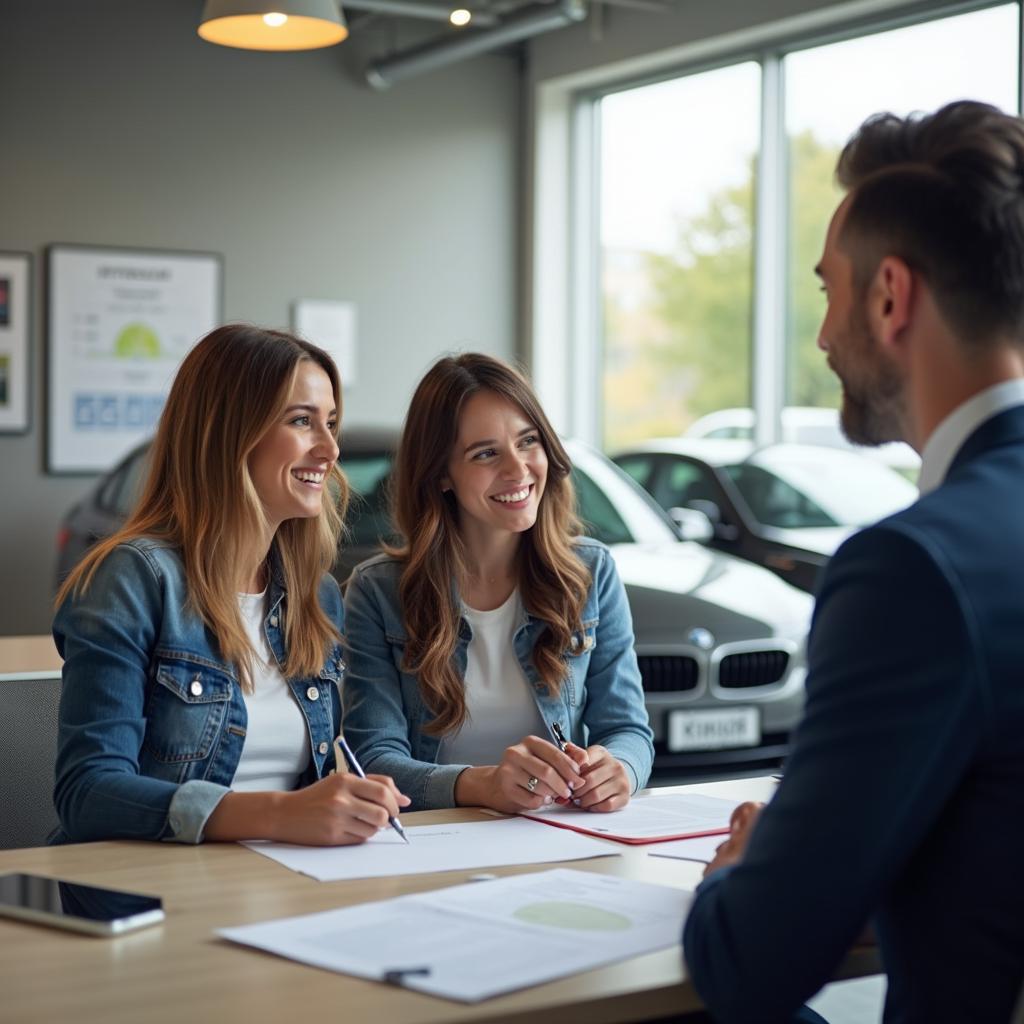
xmin=646 ymin=833 xmax=724 ymax=863
xmin=522 ymin=792 xmax=738 ymax=842
xmin=218 ymin=867 xmax=692 ymax=1002
xmin=241 ymin=816 xmax=619 ymax=881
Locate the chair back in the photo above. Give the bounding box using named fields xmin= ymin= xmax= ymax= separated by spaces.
xmin=0 ymin=675 xmax=62 ymax=849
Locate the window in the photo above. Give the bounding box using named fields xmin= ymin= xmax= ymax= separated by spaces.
xmin=584 ymin=2 xmax=1021 ymax=470
xmin=599 ymin=62 xmax=760 ymax=452
xmin=784 ymin=5 xmax=1020 ymax=415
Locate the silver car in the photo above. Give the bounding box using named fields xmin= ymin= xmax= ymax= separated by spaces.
xmin=55 ymin=433 xmax=812 ymax=770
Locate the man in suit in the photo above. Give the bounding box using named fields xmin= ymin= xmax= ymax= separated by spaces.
xmin=682 ymin=101 xmax=1024 ymax=1023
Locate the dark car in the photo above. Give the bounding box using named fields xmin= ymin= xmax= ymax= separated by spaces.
xmin=613 ymin=438 xmax=918 ymax=593
xmin=56 ymin=431 xmax=813 ymax=770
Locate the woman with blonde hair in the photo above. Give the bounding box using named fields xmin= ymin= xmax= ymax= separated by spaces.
xmin=343 ymin=353 xmax=653 ymax=813
xmin=53 ymin=324 xmax=407 ymax=845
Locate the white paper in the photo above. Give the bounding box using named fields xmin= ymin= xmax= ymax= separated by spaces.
xmin=292 ymin=299 xmax=356 ymax=387
xmin=646 ymin=833 xmax=724 ymax=863
xmin=219 ymin=867 xmax=692 ymax=1002
xmin=522 ymin=791 xmax=738 ymax=841
xmin=242 ymin=816 xmax=619 ymax=881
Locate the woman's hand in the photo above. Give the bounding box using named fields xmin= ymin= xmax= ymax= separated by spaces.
xmin=205 ymin=773 xmax=410 ymax=846
xmin=568 ymin=745 xmax=631 ymax=812
xmin=454 ymin=735 xmax=587 ymax=813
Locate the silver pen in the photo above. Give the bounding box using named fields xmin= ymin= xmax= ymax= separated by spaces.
xmin=335 ymin=734 xmax=409 ymax=844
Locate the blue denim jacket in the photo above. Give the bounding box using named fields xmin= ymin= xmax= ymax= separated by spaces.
xmin=342 ymin=536 xmax=653 ymax=809
xmin=51 ymin=538 xmax=344 ymax=845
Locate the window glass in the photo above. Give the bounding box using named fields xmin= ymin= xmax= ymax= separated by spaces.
xmin=612 ymin=454 xmax=654 ymax=489
xmin=600 ymin=62 xmax=761 ymax=451
xmin=724 ymin=464 xmax=836 ymax=529
xmin=654 ymin=459 xmax=719 ymax=510
xmin=784 ymin=4 xmax=1020 ymax=468
xmin=342 ymin=454 xmax=394 ymax=547
xmin=572 ymin=468 xmax=634 ymax=546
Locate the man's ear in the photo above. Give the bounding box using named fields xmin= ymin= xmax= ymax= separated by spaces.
xmin=869 ymin=255 xmax=914 ymax=355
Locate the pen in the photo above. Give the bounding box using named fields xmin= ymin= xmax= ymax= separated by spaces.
xmin=551 ymin=721 xmax=570 ymax=752
xmin=335 ymin=734 xmax=409 ymax=845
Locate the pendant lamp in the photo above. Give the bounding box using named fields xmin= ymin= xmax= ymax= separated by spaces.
xmin=198 ymin=0 xmax=348 ymax=50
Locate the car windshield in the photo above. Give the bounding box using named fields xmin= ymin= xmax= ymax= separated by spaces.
xmin=723 ymin=446 xmax=918 ymax=529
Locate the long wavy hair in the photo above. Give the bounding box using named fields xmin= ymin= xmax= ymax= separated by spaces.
xmin=56 ymin=324 xmax=349 ymax=689
xmin=389 ymin=353 xmax=590 ymax=735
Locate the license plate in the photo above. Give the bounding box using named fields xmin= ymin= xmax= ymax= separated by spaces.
xmin=667 ymin=707 xmax=761 ymax=752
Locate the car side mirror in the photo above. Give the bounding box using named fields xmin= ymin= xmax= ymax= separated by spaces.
xmin=668 ymin=507 xmax=715 ymax=543
xmin=685 ymin=499 xmax=740 ymax=542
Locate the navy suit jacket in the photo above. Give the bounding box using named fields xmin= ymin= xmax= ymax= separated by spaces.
xmin=683 ymin=405 xmax=1024 ymax=1023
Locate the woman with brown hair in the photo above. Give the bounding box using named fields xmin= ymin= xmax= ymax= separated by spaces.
xmin=52 ymin=324 xmax=407 ymax=845
xmin=343 ymin=353 xmax=653 ymax=813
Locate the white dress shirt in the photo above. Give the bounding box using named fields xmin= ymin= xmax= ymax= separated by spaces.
xmin=917 ymin=378 xmax=1024 ymax=495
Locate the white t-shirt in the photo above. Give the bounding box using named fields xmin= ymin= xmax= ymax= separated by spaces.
xmin=230 ymin=591 xmax=311 ymax=792
xmin=438 ymin=590 xmax=547 ymax=766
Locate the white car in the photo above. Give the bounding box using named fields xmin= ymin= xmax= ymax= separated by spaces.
xmin=686 ymin=406 xmax=920 ymax=477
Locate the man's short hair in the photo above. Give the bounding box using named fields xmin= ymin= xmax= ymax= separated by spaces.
xmin=837 ymin=101 xmax=1024 ymax=346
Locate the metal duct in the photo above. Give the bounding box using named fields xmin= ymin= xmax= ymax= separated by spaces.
xmin=365 ymin=0 xmax=586 ymax=88
xmin=344 ymin=0 xmax=497 ymax=24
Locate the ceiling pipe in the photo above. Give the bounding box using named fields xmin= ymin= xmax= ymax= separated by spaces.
xmin=344 ymin=0 xmax=497 ymax=25
xmin=365 ymin=0 xmax=586 ymax=88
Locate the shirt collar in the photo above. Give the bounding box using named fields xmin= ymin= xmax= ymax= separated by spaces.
xmin=918 ymin=378 xmax=1024 ymax=494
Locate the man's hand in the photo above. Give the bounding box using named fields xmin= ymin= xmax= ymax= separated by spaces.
xmin=703 ymin=800 xmax=764 ymax=878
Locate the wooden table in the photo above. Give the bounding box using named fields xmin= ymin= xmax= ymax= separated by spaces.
xmin=0 ymin=778 xmax=880 ymax=1024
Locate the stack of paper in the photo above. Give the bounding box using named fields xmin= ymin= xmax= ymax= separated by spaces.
xmin=219 ymin=867 xmax=692 ymax=1002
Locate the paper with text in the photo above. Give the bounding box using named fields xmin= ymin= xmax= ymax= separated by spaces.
xmin=219 ymin=867 xmax=692 ymax=1002
xmin=242 ymin=816 xmax=618 ymax=881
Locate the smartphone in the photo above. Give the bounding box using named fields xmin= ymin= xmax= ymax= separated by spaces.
xmin=0 ymin=873 xmax=164 ymax=936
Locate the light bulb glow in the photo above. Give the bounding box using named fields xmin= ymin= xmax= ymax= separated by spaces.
xmin=449 ymin=8 xmax=472 ymax=26
xmin=263 ymin=11 xmax=288 ymax=26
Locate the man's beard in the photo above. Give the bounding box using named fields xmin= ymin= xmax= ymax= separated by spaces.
xmin=834 ymin=306 xmax=906 ymax=447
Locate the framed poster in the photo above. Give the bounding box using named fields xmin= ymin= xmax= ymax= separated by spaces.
xmin=46 ymin=244 xmax=222 ymax=473
xmin=0 ymin=252 xmax=32 ymax=433
xmin=292 ymin=298 xmax=357 ymax=388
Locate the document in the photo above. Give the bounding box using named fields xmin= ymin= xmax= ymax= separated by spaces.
xmin=647 ymin=833 xmax=724 ymax=863
xmin=521 ymin=791 xmax=737 ymax=844
xmin=219 ymin=867 xmax=692 ymax=1002
xmin=242 ymin=816 xmax=619 ymax=881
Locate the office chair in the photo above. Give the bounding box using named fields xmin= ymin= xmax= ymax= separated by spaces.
xmin=0 ymin=675 xmax=62 ymax=849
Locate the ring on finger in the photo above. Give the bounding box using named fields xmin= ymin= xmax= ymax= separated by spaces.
xmin=525 ymin=776 xmax=539 ymax=793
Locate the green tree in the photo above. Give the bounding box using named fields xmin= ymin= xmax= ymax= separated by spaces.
xmin=602 ymin=130 xmax=844 ymax=449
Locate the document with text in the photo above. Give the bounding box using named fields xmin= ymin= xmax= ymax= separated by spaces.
xmin=521 ymin=791 xmax=738 ymax=844
xmin=219 ymin=867 xmax=693 ymax=1002
xmin=242 ymin=816 xmax=619 ymax=881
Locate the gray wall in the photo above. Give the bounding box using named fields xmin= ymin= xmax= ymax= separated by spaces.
xmin=526 ymin=0 xmax=914 ymax=83
xmin=0 ymin=0 xmax=520 ymax=635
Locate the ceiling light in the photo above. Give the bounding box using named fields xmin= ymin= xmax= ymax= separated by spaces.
xmin=198 ymin=0 xmax=348 ymax=50
xmin=449 ymin=8 xmax=472 ymax=26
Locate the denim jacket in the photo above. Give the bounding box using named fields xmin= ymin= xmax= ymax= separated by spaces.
xmin=342 ymin=536 xmax=654 ymax=810
xmin=51 ymin=538 xmax=344 ymax=845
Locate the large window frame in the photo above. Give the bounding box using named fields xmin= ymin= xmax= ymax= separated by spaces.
xmin=529 ymin=0 xmax=1024 ymax=447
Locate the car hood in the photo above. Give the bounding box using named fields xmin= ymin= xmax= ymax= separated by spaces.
xmin=609 ymin=542 xmax=813 ymax=646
